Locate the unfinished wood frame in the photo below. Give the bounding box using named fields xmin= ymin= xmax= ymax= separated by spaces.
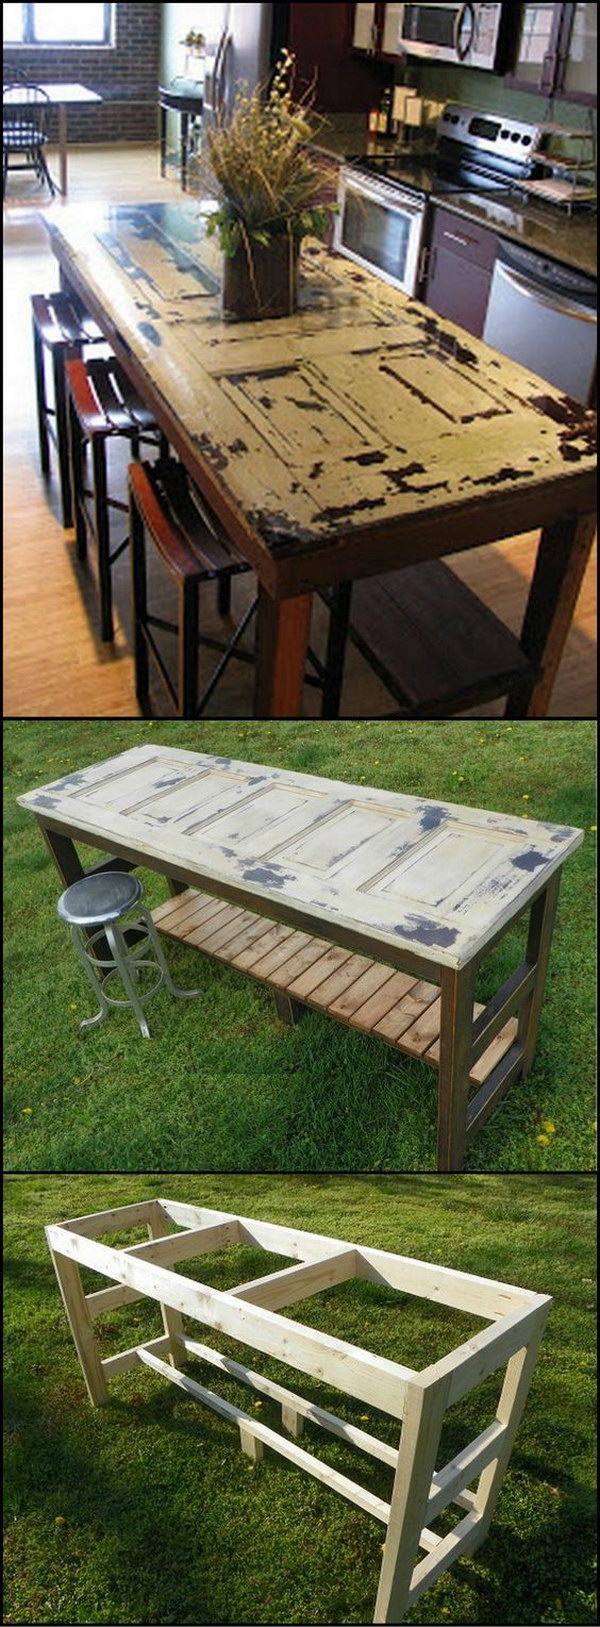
xmin=46 ymin=1198 xmax=551 ymax=1624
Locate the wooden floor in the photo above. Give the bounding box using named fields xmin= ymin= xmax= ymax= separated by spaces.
xmin=3 ymin=145 xmax=596 ymax=719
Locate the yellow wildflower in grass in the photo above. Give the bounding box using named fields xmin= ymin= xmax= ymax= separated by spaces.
xmin=522 ymin=794 xmax=530 ymax=800
xmin=589 ymin=825 xmax=597 ymax=832
xmin=22 ymin=1106 xmax=33 ymax=1115
xmin=537 ymin=1133 xmax=550 ymax=1147
xmin=253 ymin=1400 xmax=263 ymax=1408
xmin=542 ymin=1120 xmax=556 ymax=1135
xmin=54 ymin=1516 xmax=66 ymax=1526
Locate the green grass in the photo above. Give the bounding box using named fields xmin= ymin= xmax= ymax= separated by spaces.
xmin=4 ymin=719 xmax=597 ymax=1172
xmin=4 ymin=1173 xmax=596 ymax=1625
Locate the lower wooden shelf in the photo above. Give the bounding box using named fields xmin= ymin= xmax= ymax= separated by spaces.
xmin=152 ymin=888 xmax=517 ymax=1086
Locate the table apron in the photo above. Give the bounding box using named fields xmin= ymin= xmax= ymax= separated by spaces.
xmin=35 ymin=812 xmax=561 ymax=989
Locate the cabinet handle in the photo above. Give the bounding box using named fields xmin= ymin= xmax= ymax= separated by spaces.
xmin=442 ymin=229 xmax=473 ymax=247
xmin=417 ymin=245 xmax=430 ymax=282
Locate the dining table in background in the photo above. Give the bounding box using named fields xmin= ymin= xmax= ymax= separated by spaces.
xmin=34 ymin=82 xmax=102 ymax=195
xmin=45 ymin=199 xmax=597 ymax=718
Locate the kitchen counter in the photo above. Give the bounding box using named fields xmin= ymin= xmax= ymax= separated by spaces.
xmin=314 ymin=131 xmax=597 ymax=279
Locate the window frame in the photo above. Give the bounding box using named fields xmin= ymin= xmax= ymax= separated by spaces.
xmin=4 ymin=3 xmax=113 ymax=47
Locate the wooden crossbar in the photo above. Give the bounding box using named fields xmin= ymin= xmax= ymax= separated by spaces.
xmin=406 ymin=1509 xmax=482 ymax=1610
xmin=466 ymin=1044 xmax=526 ymax=1140
xmin=102 ymin=1333 xmax=172 ymax=1376
xmin=469 ymin=963 xmax=537 ymax=1066
xmin=426 ymin=1420 xmax=507 ymax=1524
xmin=46 ymin=1201 xmax=551 ymax=1625
xmin=137 ymin=1346 xmax=392 ymax=1525
xmin=45 ymin=1223 xmax=415 ymax=1419
xmin=177 ymin=1332 xmax=399 ymax=1467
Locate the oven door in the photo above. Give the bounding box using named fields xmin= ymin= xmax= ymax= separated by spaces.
xmin=399 ymin=4 xmax=503 ymax=69
xmin=334 ymin=171 xmax=425 ymax=297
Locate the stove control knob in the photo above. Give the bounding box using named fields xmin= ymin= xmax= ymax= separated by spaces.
xmin=521 ymin=135 xmax=531 ymax=144
xmin=501 ymin=129 xmax=511 ymax=139
xmin=510 ymin=132 xmax=521 ymax=142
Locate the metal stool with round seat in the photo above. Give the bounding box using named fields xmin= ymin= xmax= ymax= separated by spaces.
xmin=57 ymin=871 xmax=202 ymax=1038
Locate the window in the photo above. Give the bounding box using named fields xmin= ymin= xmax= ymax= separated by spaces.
xmin=3 ymin=3 xmax=112 ymax=45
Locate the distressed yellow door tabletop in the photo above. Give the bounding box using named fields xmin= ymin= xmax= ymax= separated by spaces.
xmin=46 ymin=201 xmax=597 ymax=717
xmin=19 ymin=744 xmax=583 ymax=1168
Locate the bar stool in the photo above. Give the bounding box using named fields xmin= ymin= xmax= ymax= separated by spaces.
xmin=31 ymin=291 xmax=106 ymax=527
xmin=57 ymin=871 xmax=202 ymax=1039
xmin=129 ymin=456 xmax=258 ymax=717
xmin=129 ymin=456 xmax=346 ymax=718
xmin=66 ymin=356 xmax=169 ymax=642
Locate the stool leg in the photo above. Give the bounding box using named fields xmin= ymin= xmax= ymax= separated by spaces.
xmin=179 ymin=576 xmax=200 ymax=718
xmin=68 ymin=397 xmax=87 ymax=561
xmin=217 ymin=574 xmax=232 ymax=617
xmin=52 ymin=346 xmax=73 ymax=528
xmin=32 ymin=320 xmax=50 ymax=476
xmin=138 ymin=905 xmax=203 ymax=1000
xmin=105 ymin=922 xmax=152 ymax=1038
xmin=70 ymin=926 xmax=111 ymax=1031
xmin=92 ymin=436 xmax=114 ymax=642
xmin=130 ymin=484 xmax=151 ymax=714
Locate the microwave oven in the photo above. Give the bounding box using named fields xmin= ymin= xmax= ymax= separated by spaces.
xmin=398 ymin=4 xmax=505 ymax=70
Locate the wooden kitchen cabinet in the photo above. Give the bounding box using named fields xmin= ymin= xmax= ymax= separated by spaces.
xmin=423 ymin=206 xmax=497 ymax=339
xmin=506 ymin=3 xmax=596 ymax=103
xmin=352 ymin=3 xmax=403 ymax=57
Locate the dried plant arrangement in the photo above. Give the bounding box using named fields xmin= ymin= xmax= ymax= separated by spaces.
xmin=201 ymin=50 xmax=336 ymax=317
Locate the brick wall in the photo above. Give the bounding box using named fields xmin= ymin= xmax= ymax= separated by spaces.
xmin=3 ymin=2 xmax=161 ymax=143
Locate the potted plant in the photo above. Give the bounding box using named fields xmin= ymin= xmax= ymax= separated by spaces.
xmin=204 ymin=50 xmax=336 ymax=321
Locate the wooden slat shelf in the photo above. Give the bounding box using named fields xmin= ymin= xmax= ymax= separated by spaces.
xmin=152 ymin=888 xmax=517 ymax=1086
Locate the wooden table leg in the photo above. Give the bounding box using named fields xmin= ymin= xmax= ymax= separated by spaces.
xmin=38 ymin=820 xmax=87 ymax=888
xmin=517 ymin=871 xmax=561 ymax=1074
xmin=436 ymin=962 xmax=477 ymax=1172
xmin=505 ymin=512 xmax=596 ymax=718
xmin=253 ymin=587 xmax=313 ymax=718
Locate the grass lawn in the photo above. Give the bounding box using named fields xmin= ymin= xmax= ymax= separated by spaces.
xmin=4 ymin=1172 xmax=596 ymax=1626
xmin=4 ymin=718 xmax=596 ymax=1173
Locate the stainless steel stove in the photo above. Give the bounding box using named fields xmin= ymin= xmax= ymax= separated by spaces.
xmin=434 ymin=103 xmax=543 ymax=191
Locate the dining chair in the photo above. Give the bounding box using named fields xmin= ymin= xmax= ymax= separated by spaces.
xmin=3 ymin=83 xmax=56 ymax=197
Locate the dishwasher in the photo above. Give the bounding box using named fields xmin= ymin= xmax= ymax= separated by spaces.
xmin=483 ymin=238 xmax=597 ymax=404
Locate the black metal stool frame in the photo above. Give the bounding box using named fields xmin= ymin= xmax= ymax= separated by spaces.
xmin=68 ymin=357 xmax=168 ymax=643
xmin=31 ymin=292 xmax=105 ymax=529
xmin=129 ymin=458 xmax=257 ymax=718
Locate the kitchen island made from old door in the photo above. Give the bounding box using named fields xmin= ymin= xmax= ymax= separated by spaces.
xmin=18 ymin=744 xmax=583 ymax=1169
xmin=46 ymin=201 xmax=597 ymax=718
